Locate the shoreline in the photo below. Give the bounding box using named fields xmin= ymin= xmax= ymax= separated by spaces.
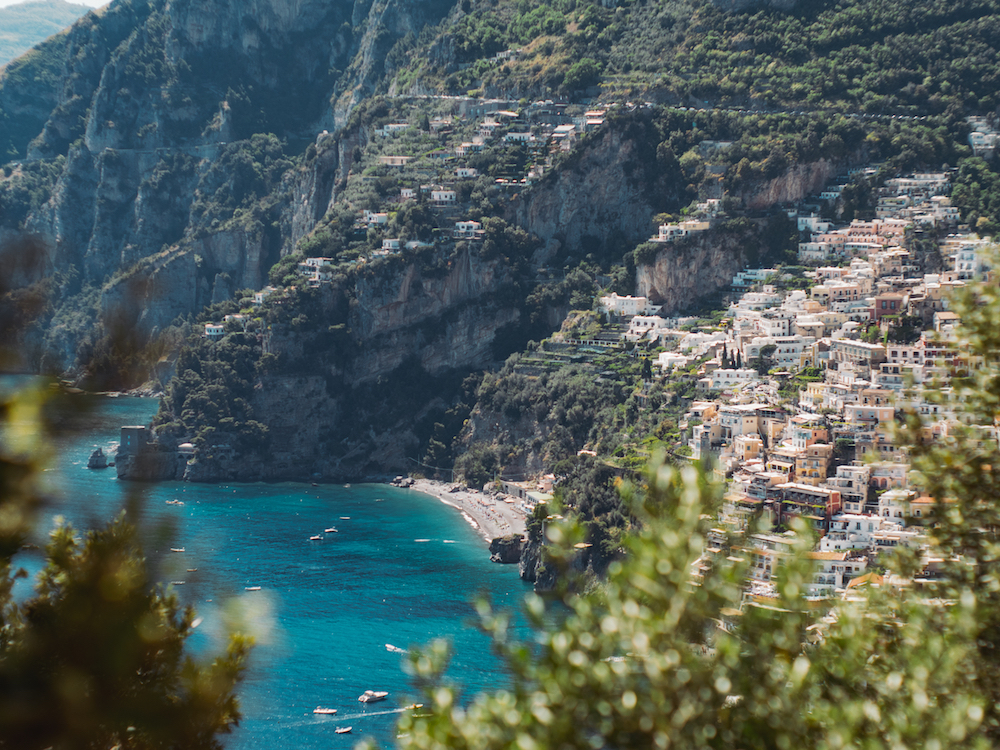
xmin=403 ymin=478 xmax=527 ymax=543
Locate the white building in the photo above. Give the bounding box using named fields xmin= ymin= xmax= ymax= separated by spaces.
xmin=431 ymin=189 xmax=457 ymax=204
xmin=657 ymin=352 xmax=689 ymax=371
xmin=624 ymin=315 xmax=668 ymax=342
xmin=652 ymin=219 xmax=711 ymax=243
xmin=453 ymin=220 xmax=483 ymax=239
xmin=253 ymin=286 xmax=277 ymax=306
xmin=703 ymin=368 xmax=760 ymax=391
xmin=599 ymin=293 xmax=657 ymax=317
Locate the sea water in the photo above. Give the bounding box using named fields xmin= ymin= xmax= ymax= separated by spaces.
xmin=18 ymin=394 xmax=533 ymax=748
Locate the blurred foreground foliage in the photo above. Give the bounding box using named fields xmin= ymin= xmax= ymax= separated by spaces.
xmin=392 ymin=256 xmax=1000 ymax=749
xmin=0 ymin=382 xmax=248 ymax=750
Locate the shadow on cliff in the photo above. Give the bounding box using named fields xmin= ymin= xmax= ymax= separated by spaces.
xmin=0 ymin=232 xmax=51 ymax=373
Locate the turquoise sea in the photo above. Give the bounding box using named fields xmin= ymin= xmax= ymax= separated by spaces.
xmin=18 ymin=394 xmax=533 ymax=749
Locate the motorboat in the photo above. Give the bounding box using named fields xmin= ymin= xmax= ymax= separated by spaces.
xmin=245 ymin=586 xmax=262 ymax=591
xmin=385 ymin=644 xmax=406 ymax=654
xmin=170 ymin=547 xmax=185 ymax=552
xmin=309 ymin=535 xmax=322 ymax=541
xmin=313 ymin=707 xmax=337 ymax=715
xmin=358 ymin=690 xmax=388 ymax=703
xmin=325 ymin=528 xmax=338 ymax=533
xmin=335 ymin=727 xmax=352 ymax=734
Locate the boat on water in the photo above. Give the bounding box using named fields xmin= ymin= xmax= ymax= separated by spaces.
xmin=325 ymin=527 xmax=338 ymax=533
xmin=309 ymin=535 xmax=322 ymax=541
xmin=313 ymin=707 xmax=337 ymax=715
xmin=245 ymin=586 xmax=262 ymax=591
xmin=358 ymin=690 xmax=388 ymax=703
xmin=385 ymin=644 xmax=407 ymax=654
xmin=170 ymin=547 xmax=185 ymax=552
xmin=335 ymin=727 xmax=352 ymax=734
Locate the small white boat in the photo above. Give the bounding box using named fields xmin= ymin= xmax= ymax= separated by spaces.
xmin=245 ymin=586 xmax=262 ymax=591
xmin=309 ymin=535 xmax=322 ymax=540
xmin=335 ymin=726 xmax=352 ymax=734
xmin=385 ymin=644 xmax=407 ymax=654
xmin=313 ymin=707 xmax=337 ymax=715
xmin=170 ymin=547 xmax=185 ymax=552
xmin=358 ymin=690 xmax=388 ymax=703
xmin=325 ymin=527 xmax=338 ymax=533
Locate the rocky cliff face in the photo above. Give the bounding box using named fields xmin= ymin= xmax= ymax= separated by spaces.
xmin=182 ymin=246 xmax=522 ymax=482
xmin=510 ymin=121 xmax=677 ymax=265
xmin=0 ymin=0 xmax=454 ymax=376
xmin=489 ymin=534 xmax=523 ymax=564
xmin=740 ymin=159 xmax=834 ymax=210
xmin=636 ymin=230 xmax=751 ymax=312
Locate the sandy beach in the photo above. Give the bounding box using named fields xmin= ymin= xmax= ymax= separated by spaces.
xmin=404 ymin=479 xmax=527 ymax=543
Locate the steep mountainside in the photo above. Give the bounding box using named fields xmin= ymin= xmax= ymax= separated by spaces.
xmin=0 ymin=0 xmax=454 ymax=380
xmin=0 ymin=0 xmax=996 ymax=483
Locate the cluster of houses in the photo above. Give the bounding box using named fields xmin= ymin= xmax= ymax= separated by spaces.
xmin=600 ymin=170 xmax=996 ymax=598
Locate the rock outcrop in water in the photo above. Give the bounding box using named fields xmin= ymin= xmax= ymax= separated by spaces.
xmin=489 ymin=534 xmax=523 ymax=564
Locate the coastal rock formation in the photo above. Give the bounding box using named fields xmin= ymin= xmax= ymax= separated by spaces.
xmin=87 ymin=447 xmax=109 ymax=469
xmin=115 ymin=446 xmax=186 ymax=481
xmin=489 ymin=534 xmax=523 ymax=564
xmin=168 ymin=246 xmax=523 ymax=482
xmin=518 ymin=528 xmax=552 ymax=589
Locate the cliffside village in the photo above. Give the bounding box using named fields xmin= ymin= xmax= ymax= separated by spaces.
xmin=604 ymin=165 xmax=994 ymax=600
xmin=190 ymin=99 xmax=1000 ymax=600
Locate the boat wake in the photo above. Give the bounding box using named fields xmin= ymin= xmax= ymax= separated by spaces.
xmin=330 ymin=707 xmax=413 ymax=721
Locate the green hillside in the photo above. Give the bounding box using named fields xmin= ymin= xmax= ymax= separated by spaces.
xmin=0 ymin=0 xmax=90 ymax=67
xmin=394 ymin=0 xmax=1000 ymax=114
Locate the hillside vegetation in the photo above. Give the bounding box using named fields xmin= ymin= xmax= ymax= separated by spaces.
xmin=0 ymin=0 xmax=89 ymax=67
xmin=395 ymin=0 xmax=1000 ymax=113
